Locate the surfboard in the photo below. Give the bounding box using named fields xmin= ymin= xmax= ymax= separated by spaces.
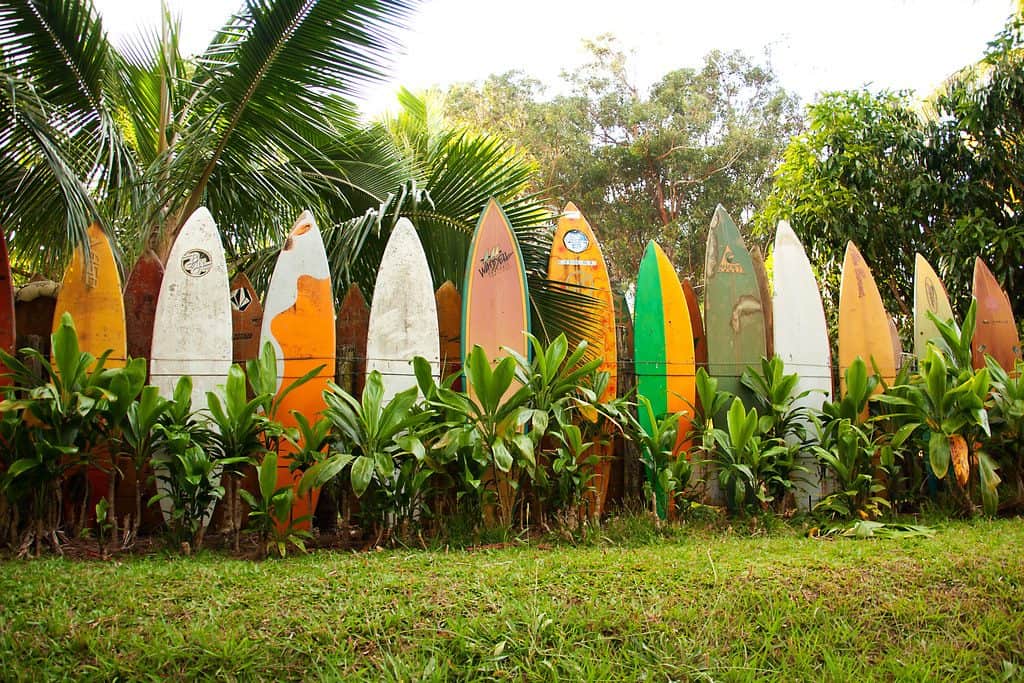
xmin=0 ymin=229 xmax=15 ymax=382
xmin=972 ymin=257 xmax=1021 ymax=373
xmin=634 ymin=240 xmax=695 ymax=518
xmin=366 ymin=218 xmax=440 ymax=401
xmin=547 ymin=202 xmax=617 ymax=518
xmin=435 ymin=281 xmax=462 ymax=387
xmin=53 ymin=223 xmax=127 ymax=367
xmin=261 ymin=210 xmax=335 ymax=530
xmin=124 ymin=251 xmax=163 ymax=369
xmin=336 ymin=283 xmax=369 ymax=397
xmin=608 ymin=289 xmax=635 ymax=508
xmin=682 ymin=278 xmax=707 ymax=373
xmin=230 ymin=272 xmax=263 ymax=365
xmin=772 ymin=220 xmax=832 ymax=509
xmin=14 ymin=279 xmax=58 ymax=369
xmin=703 ymin=205 xmax=766 ymax=403
xmin=751 ymin=246 xmax=774 ymax=360
xmin=462 ymin=198 xmax=530 ymax=377
xmin=838 ymin=241 xmax=897 ymax=393
xmin=150 ymin=207 xmax=232 ymax=522
xmin=913 ymin=254 xmax=955 ymax=360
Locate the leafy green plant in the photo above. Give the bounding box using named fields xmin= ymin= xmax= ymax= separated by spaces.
xmin=0 ymin=313 xmax=119 ymax=555
xmin=240 ymin=453 xmax=312 ymax=558
xmin=985 ymin=357 xmax=1024 ymax=507
xmin=741 ymin=356 xmax=814 ymax=442
xmin=627 ymin=395 xmax=692 ymax=520
xmin=811 ymin=418 xmax=891 ymax=520
xmin=703 ymin=398 xmax=798 ymax=514
xmin=149 ymin=377 xmax=234 ymax=552
xmin=120 ymin=385 xmax=170 ymax=545
xmin=92 ymin=497 xmax=113 ymax=559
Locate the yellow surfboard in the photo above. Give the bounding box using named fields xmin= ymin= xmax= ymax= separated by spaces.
xmin=838 ymin=241 xmax=897 ymax=394
xmin=53 ymin=223 xmax=126 ymax=367
xmin=547 ymin=202 xmax=617 ymax=518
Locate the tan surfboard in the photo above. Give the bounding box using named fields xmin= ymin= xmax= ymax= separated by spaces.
xmin=838 ymin=241 xmax=897 ymax=393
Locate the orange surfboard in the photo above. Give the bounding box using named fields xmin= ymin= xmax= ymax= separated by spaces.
xmin=547 ymin=202 xmax=617 ymax=518
xmin=838 ymin=241 xmax=897 ymax=393
xmin=260 ymin=211 xmax=335 ymax=530
xmin=462 ymin=198 xmax=530 ymax=376
xmin=53 ymin=223 xmax=127 ymax=367
xmin=972 ymin=257 xmax=1021 ymax=373
xmin=435 ymin=281 xmax=462 ymax=387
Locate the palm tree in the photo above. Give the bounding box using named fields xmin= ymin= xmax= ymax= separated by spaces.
xmin=0 ymin=0 xmax=414 ymax=273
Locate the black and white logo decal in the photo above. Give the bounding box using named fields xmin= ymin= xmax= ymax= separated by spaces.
xmin=181 ymin=249 xmax=213 ymax=277
xmin=230 ymin=286 xmax=252 ymax=311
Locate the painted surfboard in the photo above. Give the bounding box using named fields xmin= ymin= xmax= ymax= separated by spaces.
xmin=838 ymin=241 xmax=897 ymax=393
xmin=750 ymin=245 xmax=774 ymax=360
xmin=461 ymin=198 xmax=531 ymax=379
xmin=0 ymin=229 xmax=15 ymax=382
xmin=772 ymin=220 xmax=832 ymax=509
xmin=547 ymin=202 xmax=617 ymax=518
xmin=150 ymin=207 xmax=232 ymax=523
xmin=261 ymin=211 xmax=335 ymax=530
xmin=703 ymin=205 xmax=766 ymax=403
xmin=230 ymin=272 xmax=264 ymax=365
xmin=435 ymin=281 xmax=462 ymax=387
xmin=366 ymin=218 xmax=440 ymax=401
xmin=682 ymin=278 xmax=707 ymax=372
xmin=124 ymin=250 xmax=164 ymax=368
xmin=336 ymin=283 xmax=369 ymax=397
xmin=53 ymin=223 xmax=127 ymax=367
xmin=972 ymin=257 xmax=1021 ymax=373
xmin=634 ymin=240 xmax=695 ymax=518
xmin=913 ymin=254 xmax=955 ymax=360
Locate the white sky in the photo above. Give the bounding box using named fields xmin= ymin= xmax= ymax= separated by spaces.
xmin=93 ymin=0 xmax=1016 ymax=115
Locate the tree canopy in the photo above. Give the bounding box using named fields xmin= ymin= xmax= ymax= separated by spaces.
xmin=444 ymin=36 xmax=803 ymax=281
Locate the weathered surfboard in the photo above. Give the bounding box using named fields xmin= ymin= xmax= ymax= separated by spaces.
xmin=634 ymin=240 xmax=695 ymax=518
xmin=838 ymin=241 xmax=897 ymax=393
xmin=53 ymin=223 xmax=127 ymax=367
xmin=336 ymin=283 xmax=369 ymax=397
xmin=547 ymin=202 xmax=617 ymax=518
xmin=435 ymin=281 xmax=462 ymax=387
xmin=150 ymin=207 xmax=232 ymax=523
xmin=703 ymin=205 xmax=766 ymax=404
xmin=366 ymin=218 xmax=440 ymax=401
xmin=124 ymin=251 xmax=164 ymax=369
xmin=230 ymin=272 xmax=264 ymax=365
xmin=682 ymin=277 xmax=707 ymax=372
xmin=261 ymin=211 xmax=335 ymax=530
xmin=608 ymin=288 xmax=635 ymax=506
xmin=462 ymin=198 xmax=530 ymax=377
xmin=750 ymin=245 xmax=774 ymax=360
xmin=913 ymin=254 xmax=955 ymax=360
xmin=772 ymin=220 xmax=832 ymax=509
xmin=972 ymin=257 xmax=1021 ymax=373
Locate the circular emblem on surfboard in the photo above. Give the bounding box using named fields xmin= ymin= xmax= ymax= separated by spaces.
xmin=563 ymin=229 xmax=590 ymax=254
xmin=230 ymin=286 xmax=252 ymax=312
xmin=181 ymin=249 xmax=213 ymax=277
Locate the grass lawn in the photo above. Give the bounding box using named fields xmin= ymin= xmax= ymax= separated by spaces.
xmin=1 ymin=517 xmax=1023 ymax=681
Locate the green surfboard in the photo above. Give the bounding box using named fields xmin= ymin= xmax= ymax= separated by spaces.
xmin=703 ymin=205 xmax=766 ymax=405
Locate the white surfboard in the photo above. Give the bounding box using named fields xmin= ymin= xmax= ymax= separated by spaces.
xmin=772 ymin=219 xmax=833 ymax=510
xmin=150 ymin=206 xmax=232 ymax=522
xmin=366 ymin=218 xmax=440 ymax=401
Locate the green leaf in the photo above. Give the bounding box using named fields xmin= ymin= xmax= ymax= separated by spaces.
xmin=928 ymin=430 xmax=950 ymax=480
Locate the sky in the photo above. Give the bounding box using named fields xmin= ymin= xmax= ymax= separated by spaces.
xmin=92 ymin=0 xmax=1017 ymax=115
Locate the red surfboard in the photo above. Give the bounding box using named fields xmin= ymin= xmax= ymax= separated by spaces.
xmin=124 ymin=251 xmax=164 ymax=368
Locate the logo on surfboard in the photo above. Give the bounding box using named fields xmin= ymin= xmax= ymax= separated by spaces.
xmin=231 ymin=286 xmax=252 ymax=311
xmin=182 ymin=249 xmax=213 ymax=277
xmin=563 ymin=229 xmax=590 ymax=254
xmin=717 ymin=245 xmax=744 ymax=274
xmin=478 ymin=246 xmax=513 ymax=278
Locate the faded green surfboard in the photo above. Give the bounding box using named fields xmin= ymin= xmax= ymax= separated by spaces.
xmin=704 ymin=205 xmax=766 ymax=404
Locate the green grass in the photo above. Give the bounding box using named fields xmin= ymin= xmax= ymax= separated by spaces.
xmin=2 ymin=518 xmax=1024 ymax=681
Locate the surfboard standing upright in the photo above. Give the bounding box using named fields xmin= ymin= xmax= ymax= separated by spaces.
xmin=704 ymin=205 xmax=766 ymax=405
xmin=336 ymin=283 xmax=370 ymax=397
xmin=149 ymin=208 xmax=232 ymax=523
xmin=547 ymin=202 xmax=617 ymax=519
xmin=972 ymin=257 xmax=1021 ymax=373
xmin=261 ymin=211 xmax=335 ymax=529
xmin=462 ymin=198 xmax=530 ymax=524
xmin=838 ymin=241 xmax=898 ymax=393
xmin=124 ymin=251 xmax=164 ymax=378
xmin=0 ymin=229 xmax=15 ymax=380
xmin=435 ymin=281 xmax=462 ymax=388
xmin=913 ymin=254 xmax=955 ymax=360
xmin=773 ymin=220 xmax=833 ymax=509
xmin=633 ymin=240 xmax=695 ymax=519
xmin=366 ymin=218 xmax=440 ymax=401
xmin=230 ymin=272 xmax=264 ymax=365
